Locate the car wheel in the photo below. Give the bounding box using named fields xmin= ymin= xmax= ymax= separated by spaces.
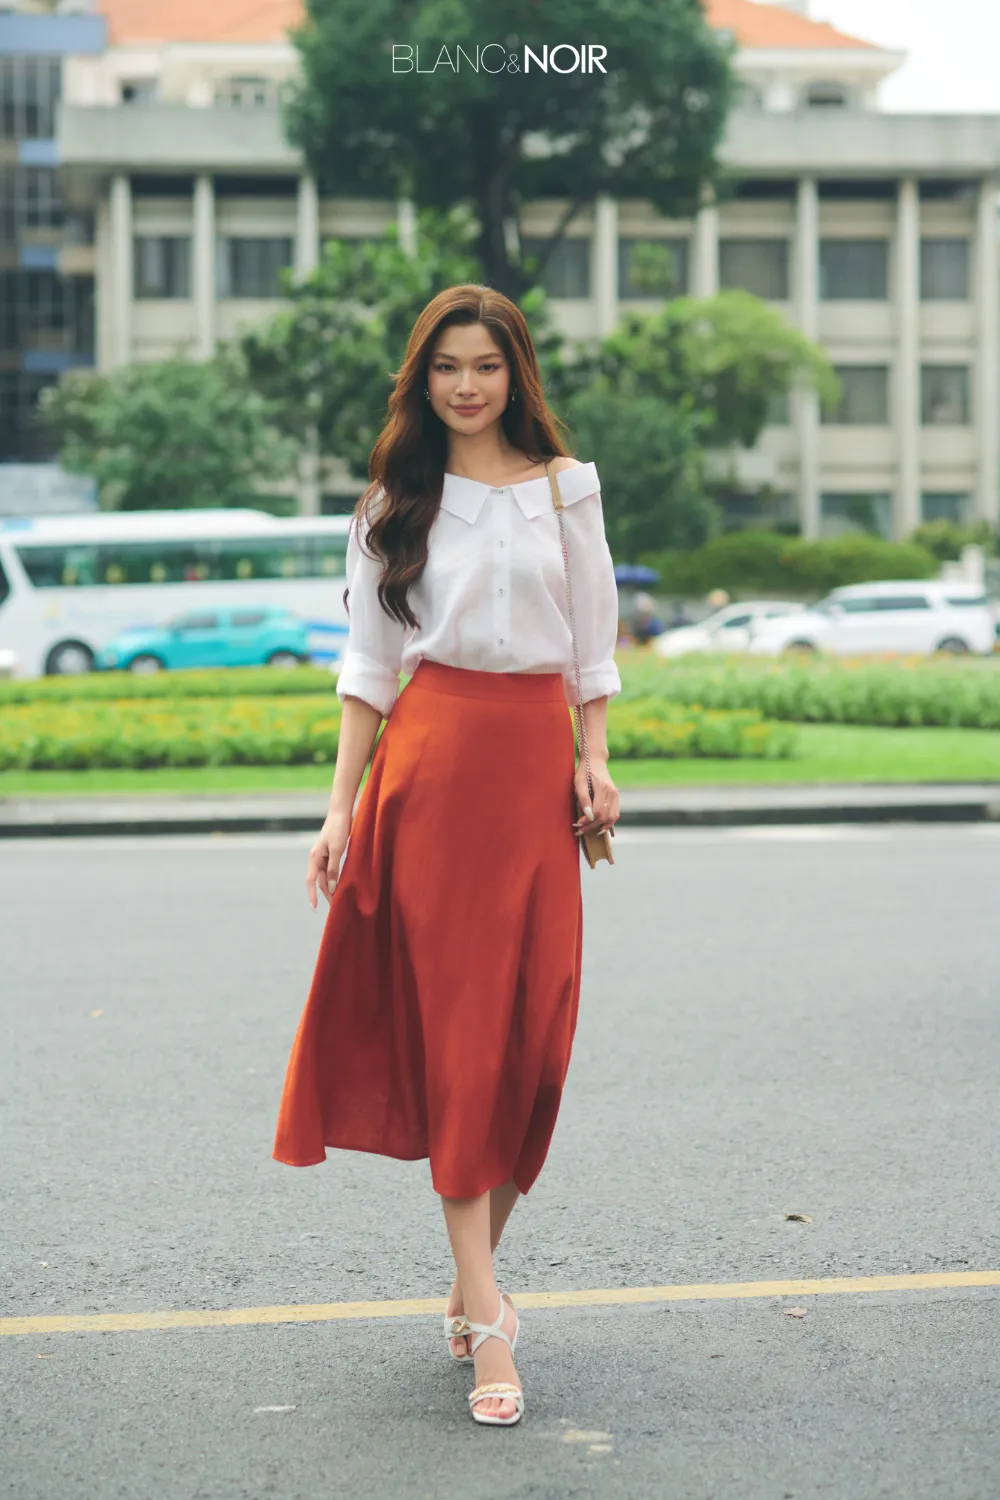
xmin=267 ymin=650 xmax=302 ymax=669
xmin=128 ymin=654 xmax=165 ymax=674
xmin=935 ymin=637 xmax=970 ymax=655
xmin=45 ymin=640 xmax=95 ymax=676
xmin=783 ymin=640 xmax=817 ymax=655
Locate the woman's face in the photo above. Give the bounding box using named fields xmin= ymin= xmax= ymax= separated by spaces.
xmin=426 ymin=322 xmax=512 ymax=436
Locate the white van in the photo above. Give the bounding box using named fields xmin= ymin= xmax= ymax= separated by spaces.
xmin=748 ymin=580 xmax=996 ymax=657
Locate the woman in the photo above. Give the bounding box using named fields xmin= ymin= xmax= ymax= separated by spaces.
xmin=272 ymin=283 xmax=621 ymax=1427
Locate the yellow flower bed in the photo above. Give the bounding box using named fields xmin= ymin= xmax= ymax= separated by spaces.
xmin=0 ymin=693 xmax=796 ymax=770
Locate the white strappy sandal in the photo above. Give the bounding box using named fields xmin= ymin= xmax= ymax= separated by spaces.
xmin=443 ymin=1290 xmax=519 ymax=1365
xmin=465 ymin=1292 xmax=524 ymax=1427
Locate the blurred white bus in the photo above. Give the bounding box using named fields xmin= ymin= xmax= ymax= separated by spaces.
xmin=0 ymin=509 xmax=353 ymax=677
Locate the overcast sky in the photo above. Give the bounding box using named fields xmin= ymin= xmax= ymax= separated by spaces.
xmin=807 ymin=0 xmax=1000 ymax=112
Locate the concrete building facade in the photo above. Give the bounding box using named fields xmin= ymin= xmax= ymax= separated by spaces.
xmin=10 ymin=0 xmax=1000 ymax=533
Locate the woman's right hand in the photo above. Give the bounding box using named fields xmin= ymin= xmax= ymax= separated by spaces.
xmin=306 ymin=804 xmax=353 ymax=909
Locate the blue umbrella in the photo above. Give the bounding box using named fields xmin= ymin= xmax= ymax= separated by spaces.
xmin=614 ymin=564 xmax=661 ymax=588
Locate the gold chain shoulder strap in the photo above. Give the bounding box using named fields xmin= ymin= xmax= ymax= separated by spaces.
xmin=545 ymin=459 xmax=614 ymax=869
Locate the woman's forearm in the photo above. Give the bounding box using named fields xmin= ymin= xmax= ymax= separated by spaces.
xmin=329 ymin=695 xmax=384 ymax=816
xmin=580 ymin=696 xmax=610 ymax=763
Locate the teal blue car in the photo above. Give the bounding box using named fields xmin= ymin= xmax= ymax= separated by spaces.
xmin=98 ymin=606 xmax=310 ymax=673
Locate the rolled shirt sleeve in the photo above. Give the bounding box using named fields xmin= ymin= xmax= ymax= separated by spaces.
xmin=335 ymin=512 xmax=405 ymax=718
xmin=562 ymin=480 xmax=622 ymax=705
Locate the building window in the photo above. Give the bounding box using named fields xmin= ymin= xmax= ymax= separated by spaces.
xmin=766 ymin=390 xmax=790 ymax=426
xmin=618 ymin=237 xmax=688 ymax=299
xmin=823 ymin=366 xmax=890 ymax=425
xmin=120 ymin=80 xmax=158 ymax=106
xmin=520 ymin=236 xmax=591 ymax=298
xmin=0 ymin=371 xmax=56 ymax=461
xmin=719 ymin=239 xmax=789 ymax=300
xmin=0 ymin=57 xmax=62 ymax=140
xmin=921 ymin=493 xmax=972 ymax=524
xmin=921 ymin=366 xmax=971 ymax=425
xmin=820 ymin=493 xmax=892 ymax=539
xmin=805 ymin=81 xmax=850 ymax=108
xmin=215 ymin=77 xmax=277 ymax=110
xmin=819 ymin=239 xmax=889 ymax=300
xmin=920 ymin=239 xmax=970 ymax=301
xmin=134 ymin=237 xmax=191 ymax=299
xmin=1 ymin=270 xmax=93 ymax=357
xmin=217 ymin=237 xmax=293 ymax=298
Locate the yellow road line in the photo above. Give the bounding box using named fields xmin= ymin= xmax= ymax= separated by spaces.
xmin=3 ymin=1270 xmax=999 ymax=1338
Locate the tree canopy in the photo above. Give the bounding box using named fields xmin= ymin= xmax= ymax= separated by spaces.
xmin=286 ymin=0 xmax=734 ymax=296
xmin=40 ymin=353 xmax=294 ymax=511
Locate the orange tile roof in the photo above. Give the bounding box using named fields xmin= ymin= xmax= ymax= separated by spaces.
xmin=100 ymin=0 xmax=302 ymax=45
xmin=704 ymin=0 xmax=877 ymax=50
xmin=99 ymin=0 xmax=875 ymax=51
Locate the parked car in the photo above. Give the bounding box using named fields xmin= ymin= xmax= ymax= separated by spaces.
xmin=98 ymin=606 xmax=310 ymax=673
xmin=747 ymin=581 xmax=995 ymax=658
xmin=653 ymin=600 xmax=805 ymax=658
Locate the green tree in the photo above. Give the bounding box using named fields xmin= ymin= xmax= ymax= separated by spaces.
xmin=40 ymin=353 xmax=293 ymax=510
xmin=584 ymin=290 xmax=839 ymax=449
xmin=287 ymin=0 xmax=734 ymax=297
xmin=240 ymin=209 xmax=496 ymax=473
xmin=550 ymin=291 xmax=837 ymax=557
xmin=560 ymin=383 xmax=715 ymax=555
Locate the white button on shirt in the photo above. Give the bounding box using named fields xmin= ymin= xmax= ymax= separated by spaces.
xmin=336 ymin=461 xmax=622 ymax=718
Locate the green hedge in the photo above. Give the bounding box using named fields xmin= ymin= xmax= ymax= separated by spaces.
xmin=0 ymin=694 xmax=795 ymax=770
xmin=638 ymin=530 xmax=939 ymax=596
xmin=619 ymin=656 xmax=1000 ymax=729
xmin=0 ymin=665 xmax=337 ymax=705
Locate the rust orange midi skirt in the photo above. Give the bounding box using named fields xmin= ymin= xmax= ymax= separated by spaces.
xmin=271 ymin=658 xmax=584 ymax=1199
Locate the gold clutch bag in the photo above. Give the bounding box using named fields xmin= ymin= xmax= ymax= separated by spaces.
xmin=546 ymin=460 xmax=614 ymax=870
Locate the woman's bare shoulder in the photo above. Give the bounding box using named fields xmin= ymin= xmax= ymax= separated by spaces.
xmin=548 ymin=456 xmax=584 ymax=474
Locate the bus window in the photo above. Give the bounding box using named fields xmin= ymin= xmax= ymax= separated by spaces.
xmin=97 ymin=543 xmax=202 ymax=585
xmin=16 ymin=545 xmax=99 ymax=587
xmin=310 ymin=534 xmax=348 ymax=576
xmin=213 ymin=537 xmax=314 ymax=581
xmin=0 ymin=556 xmax=8 ymax=609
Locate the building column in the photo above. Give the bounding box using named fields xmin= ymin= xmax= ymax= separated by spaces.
xmin=974 ymin=175 xmax=1000 ymax=526
xmin=592 ymin=193 xmax=618 ymax=339
xmin=895 ymin=177 xmax=921 ymax=539
xmin=192 ymin=173 xmax=216 ymax=360
xmin=295 ymin=173 xmax=320 ymax=278
xmin=94 ymin=190 xmax=113 ymax=373
xmin=794 ymin=176 xmax=820 ymax=539
xmin=692 ymin=197 xmax=718 ymax=298
xmin=396 ymin=196 xmax=417 ymax=257
xmin=108 ymin=173 xmax=132 ymax=368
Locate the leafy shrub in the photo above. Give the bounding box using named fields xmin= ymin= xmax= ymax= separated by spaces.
xmin=781 ymin=535 xmax=940 ymax=592
xmin=910 ymin=519 xmax=997 ymax=562
xmin=0 ymin=665 xmax=338 ymax=705
xmin=0 ymin=693 xmax=796 ymax=770
xmin=618 ymin=656 xmax=1000 ymax=729
xmin=638 ymin=529 xmax=939 ymax=597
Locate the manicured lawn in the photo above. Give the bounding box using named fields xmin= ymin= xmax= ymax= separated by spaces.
xmin=1 ymin=723 xmax=998 ymax=797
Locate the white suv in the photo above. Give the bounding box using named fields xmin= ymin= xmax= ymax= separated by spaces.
xmin=748 ymin=581 xmax=996 ymax=657
xmin=653 ymin=600 xmax=805 ymax=658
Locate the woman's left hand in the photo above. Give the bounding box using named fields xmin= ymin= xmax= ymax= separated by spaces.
xmin=573 ymin=756 xmax=619 ymax=838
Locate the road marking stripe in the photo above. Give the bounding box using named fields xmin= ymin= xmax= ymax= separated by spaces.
xmin=3 ymin=1270 xmax=998 ymax=1337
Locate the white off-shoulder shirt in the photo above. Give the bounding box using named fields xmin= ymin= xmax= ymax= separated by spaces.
xmin=335 ymin=460 xmax=622 ymax=718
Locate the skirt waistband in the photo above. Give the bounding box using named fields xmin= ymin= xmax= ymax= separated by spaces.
xmin=408 ymin=659 xmax=567 ymax=703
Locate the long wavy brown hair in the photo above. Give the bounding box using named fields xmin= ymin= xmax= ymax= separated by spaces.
xmin=347 ymin=284 xmax=572 ymax=629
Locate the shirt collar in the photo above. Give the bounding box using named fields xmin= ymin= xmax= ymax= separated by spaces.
xmin=439 ymin=462 xmax=599 ymax=525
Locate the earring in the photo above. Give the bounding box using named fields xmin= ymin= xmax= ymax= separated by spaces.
xmin=424 ymin=387 xmax=429 ymax=399
xmin=509 ymin=389 xmax=517 ymax=404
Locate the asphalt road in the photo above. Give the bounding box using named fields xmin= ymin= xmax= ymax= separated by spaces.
xmin=2 ymin=826 xmax=1000 ymax=1500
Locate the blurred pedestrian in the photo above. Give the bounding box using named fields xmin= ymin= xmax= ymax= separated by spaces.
xmin=272 ymin=284 xmax=622 ymax=1429
xmin=631 ymin=591 xmax=665 ymax=643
